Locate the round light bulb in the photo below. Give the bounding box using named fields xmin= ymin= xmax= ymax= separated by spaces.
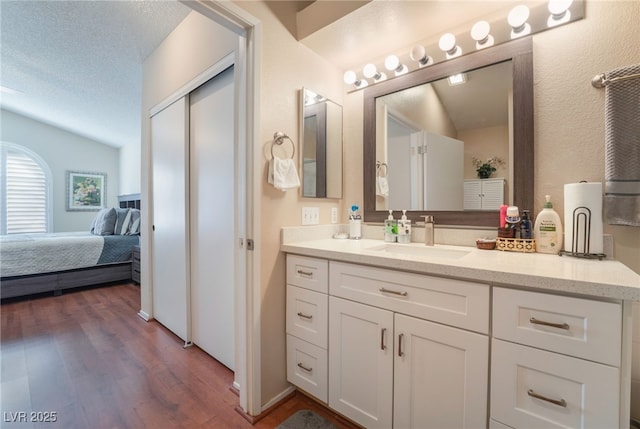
xmin=363 ymin=63 xmax=378 ymax=79
xmin=438 ymin=33 xmax=457 ymax=53
xmin=410 ymin=45 xmax=425 ymax=62
xmin=384 ymin=55 xmax=400 ymax=71
xmin=343 ymin=70 xmax=357 ymax=85
xmin=471 ymin=21 xmax=490 ymax=42
xmin=548 ymin=0 xmax=573 ymax=17
xmin=508 ymin=5 xmax=530 ymax=29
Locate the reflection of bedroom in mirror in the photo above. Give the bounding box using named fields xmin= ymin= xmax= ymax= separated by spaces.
xmin=300 ymin=88 xmax=343 ymax=199
xmin=375 ymin=61 xmax=511 ymax=212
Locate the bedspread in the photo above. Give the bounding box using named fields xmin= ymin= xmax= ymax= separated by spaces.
xmin=0 ymin=232 xmax=139 ymax=277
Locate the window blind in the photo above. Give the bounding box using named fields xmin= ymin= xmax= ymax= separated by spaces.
xmin=5 ymin=150 xmax=47 ymax=234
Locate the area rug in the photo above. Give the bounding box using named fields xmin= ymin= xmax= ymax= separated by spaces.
xmin=276 ymin=409 xmax=338 ymax=429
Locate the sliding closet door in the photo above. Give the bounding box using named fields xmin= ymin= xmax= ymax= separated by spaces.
xmin=189 ymin=66 xmax=235 ymax=369
xmin=151 ymin=97 xmax=190 ymax=343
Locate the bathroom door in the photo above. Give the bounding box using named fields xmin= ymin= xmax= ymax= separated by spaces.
xmin=189 ymin=66 xmax=235 ymax=369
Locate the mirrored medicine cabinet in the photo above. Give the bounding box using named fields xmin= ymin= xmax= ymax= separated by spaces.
xmin=300 ymin=87 xmax=343 ymax=199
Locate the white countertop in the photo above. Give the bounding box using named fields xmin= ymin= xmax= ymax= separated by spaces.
xmin=281 ymin=238 xmax=640 ymax=301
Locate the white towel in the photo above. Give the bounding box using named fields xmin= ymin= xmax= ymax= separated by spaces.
xmin=603 ymin=63 xmax=640 ymax=226
xmin=376 ymin=175 xmax=389 ymax=197
xmin=268 ymin=158 xmax=300 ymax=191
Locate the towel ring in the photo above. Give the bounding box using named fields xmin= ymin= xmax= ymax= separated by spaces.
xmin=271 ymin=132 xmax=296 ymax=159
xmin=377 ymin=161 xmax=388 ymax=177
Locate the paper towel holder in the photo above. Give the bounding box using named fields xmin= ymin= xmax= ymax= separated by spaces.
xmin=558 ymin=206 xmax=606 ymax=260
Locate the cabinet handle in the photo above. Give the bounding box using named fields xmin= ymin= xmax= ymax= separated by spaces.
xmin=297 ymin=269 xmax=314 ymax=277
xmin=529 ymin=317 xmax=570 ymax=331
xmin=527 ymin=389 xmax=567 ymax=408
xmin=398 ymin=333 xmax=404 ymax=357
xmin=297 ymin=312 xmax=313 ymax=320
xmin=297 ymin=362 xmax=313 ymax=372
xmin=379 ymin=287 xmax=408 ymax=297
xmin=381 ymin=328 xmax=387 ymax=350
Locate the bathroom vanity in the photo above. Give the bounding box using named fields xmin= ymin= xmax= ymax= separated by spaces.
xmin=281 ymin=231 xmax=640 ymax=429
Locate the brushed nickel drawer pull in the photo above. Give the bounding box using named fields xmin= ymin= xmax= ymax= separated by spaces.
xmin=529 ymin=317 xmax=570 ymax=330
xmin=297 ymin=269 xmax=314 ymax=277
xmin=398 ymin=333 xmax=404 ymax=357
xmin=381 ymin=328 xmax=387 ymax=350
xmin=297 ymin=362 xmax=312 ymax=372
xmin=527 ymin=389 xmax=567 ymax=408
xmin=379 ymin=287 xmax=408 ymax=297
xmin=297 ymin=312 xmax=313 ymax=320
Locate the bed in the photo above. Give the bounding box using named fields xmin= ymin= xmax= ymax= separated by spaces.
xmin=1 ymin=194 xmax=141 ymax=299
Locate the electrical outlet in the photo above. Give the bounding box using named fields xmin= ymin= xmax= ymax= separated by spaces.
xmin=331 ymin=207 xmax=338 ymax=224
xmin=302 ymin=207 xmax=320 ymax=225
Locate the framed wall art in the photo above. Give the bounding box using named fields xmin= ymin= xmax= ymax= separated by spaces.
xmin=66 ymin=171 xmax=106 ymax=211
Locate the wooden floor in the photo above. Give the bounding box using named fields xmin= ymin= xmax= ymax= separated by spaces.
xmin=1 ymin=283 xmax=355 ymax=429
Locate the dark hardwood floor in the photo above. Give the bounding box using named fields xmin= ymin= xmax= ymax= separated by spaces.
xmin=1 ymin=284 xmax=355 ymax=429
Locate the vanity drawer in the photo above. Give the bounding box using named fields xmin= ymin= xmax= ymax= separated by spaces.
xmin=287 ymin=334 xmax=328 ymax=403
xmin=329 ymin=261 xmax=489 ymax=333
xmin=286 ymin=254 xmax=328 ymax=293
xmin=493 ymin=287 xmax=622 ymax=366
xmin=491 ymin=339 xmax=619 ymax=429
xmin=286 ymin=285 xmax=328 ymax=348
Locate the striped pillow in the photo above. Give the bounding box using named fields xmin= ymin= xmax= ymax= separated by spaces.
xmin=119 ymin=208 xmax=140 ymax=235
xmin=114 ymin=208 xmax=131 ymax=235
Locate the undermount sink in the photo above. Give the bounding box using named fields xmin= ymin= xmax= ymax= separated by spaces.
xmin=365 ymin=243 xmax=471 ymax=259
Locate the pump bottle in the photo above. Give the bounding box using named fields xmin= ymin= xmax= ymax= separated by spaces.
xmin=534 ymin=195 xmax=563 ymax=254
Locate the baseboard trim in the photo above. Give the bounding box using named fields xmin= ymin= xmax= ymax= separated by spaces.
xmin=234 ymin=386 xmax=296 ymax=424
xmin=137 ymin=310 xmax=150 ymax=321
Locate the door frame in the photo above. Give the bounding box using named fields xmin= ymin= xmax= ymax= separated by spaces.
xmin=149 ymin=1 xmax=261 ymax=417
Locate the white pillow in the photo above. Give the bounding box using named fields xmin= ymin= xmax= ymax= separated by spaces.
xmin=90 ymin=208 xmax=116 ymax=235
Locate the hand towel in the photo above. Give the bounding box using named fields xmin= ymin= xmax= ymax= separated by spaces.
xmin=376 ymin=175 xmax=389 ymax=197
xmin=603 ymin=63 xmax=640 ymax=226
xmin=268 ymin=158 xmax=300 ymax=191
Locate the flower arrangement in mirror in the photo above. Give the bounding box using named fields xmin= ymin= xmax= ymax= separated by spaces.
xmin=472 ymin=156 xmax=505 ymax=179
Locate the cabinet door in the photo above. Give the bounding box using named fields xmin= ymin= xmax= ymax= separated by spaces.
xmin=329 ymin=297 xmax=393 ymax=429
xmin=463 ymin=180 xmax=482 ymax=210
xmin=394 ymin=314 xmax=489 ymax=429
xmin=480 ymin=179 xmax=504 ymax=209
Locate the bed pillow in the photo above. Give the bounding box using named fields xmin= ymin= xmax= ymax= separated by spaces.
xmin=126 ymin=209 xmax=141 ymax=235
xmin=90 ymin=207 xmax=117 ymax=235
xmin=114 ymin=207 xmax=131 ymax=235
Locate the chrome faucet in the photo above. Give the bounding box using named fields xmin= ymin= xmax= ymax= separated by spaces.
xmin=422 ymin=215 xmax=434 ymax=246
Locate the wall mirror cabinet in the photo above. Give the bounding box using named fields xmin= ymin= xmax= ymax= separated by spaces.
xmin=300 ymin=88 xmax=343 ymax=199
xmin=363 ymin=37 xmax=533 ymax=227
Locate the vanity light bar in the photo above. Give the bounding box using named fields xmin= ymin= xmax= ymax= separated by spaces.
xmin=343 ymin=0 xmax=584 ymax=91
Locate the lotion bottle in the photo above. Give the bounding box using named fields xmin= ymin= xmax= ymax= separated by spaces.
xmin=534 ymin=195 xmax=563 ymax=254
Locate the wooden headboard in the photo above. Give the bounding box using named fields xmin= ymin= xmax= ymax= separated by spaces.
xmin=118 ymin=193 xmax=141 ymax=209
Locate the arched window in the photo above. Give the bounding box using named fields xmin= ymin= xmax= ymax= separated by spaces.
xmin=1 ymin=142 xmax=52 ymax=234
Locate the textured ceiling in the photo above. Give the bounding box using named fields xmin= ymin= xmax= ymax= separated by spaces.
xmin=0 ymin=0 xmax=191 ymax=148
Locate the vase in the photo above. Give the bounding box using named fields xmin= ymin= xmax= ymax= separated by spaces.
xmin=478 ymin=171 xmax=491 ymax=179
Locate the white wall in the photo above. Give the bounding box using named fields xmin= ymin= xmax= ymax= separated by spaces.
xmin=1 ymin=108 xmax=120 ymax=232
xmin=119 ymin=141 xmax=141 ymax=195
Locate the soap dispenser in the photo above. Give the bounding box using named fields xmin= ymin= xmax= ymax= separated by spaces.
xmin=397 ymin=210 xmax=411 ymax=244
xmin=384 ymin=210 xmax=397 ymax=242
xmin=534 ymin=195 xmax=563 ymax=254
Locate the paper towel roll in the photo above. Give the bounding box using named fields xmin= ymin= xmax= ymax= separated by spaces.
xmin=564 ymin=182 xmax=604 ymax=254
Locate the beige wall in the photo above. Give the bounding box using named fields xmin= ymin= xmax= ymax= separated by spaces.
xmin=236 ymin=1 xmax=346 ymax=405
xmin=141 ymin=0 xmax=640 ymax=413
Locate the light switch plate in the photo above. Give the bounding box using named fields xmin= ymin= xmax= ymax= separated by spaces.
xmin=302 ymin=207 xmax=320 ymax=225
xmin=331 ymin=207 xmax=338 ymax=224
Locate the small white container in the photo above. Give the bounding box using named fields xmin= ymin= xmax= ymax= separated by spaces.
xmin=349 ymin=218 xmax=362 ymax=240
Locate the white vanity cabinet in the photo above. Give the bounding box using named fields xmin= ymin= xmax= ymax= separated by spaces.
xmin=491 ymin=287 xmax=622 ymax=429
xmin=464 ymin=178 xmax=505 ymax=210
xmin=327 ymin=260 xmax=490 ymax=428
xmin=285 ymin=255 xmax=329 ymax=402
